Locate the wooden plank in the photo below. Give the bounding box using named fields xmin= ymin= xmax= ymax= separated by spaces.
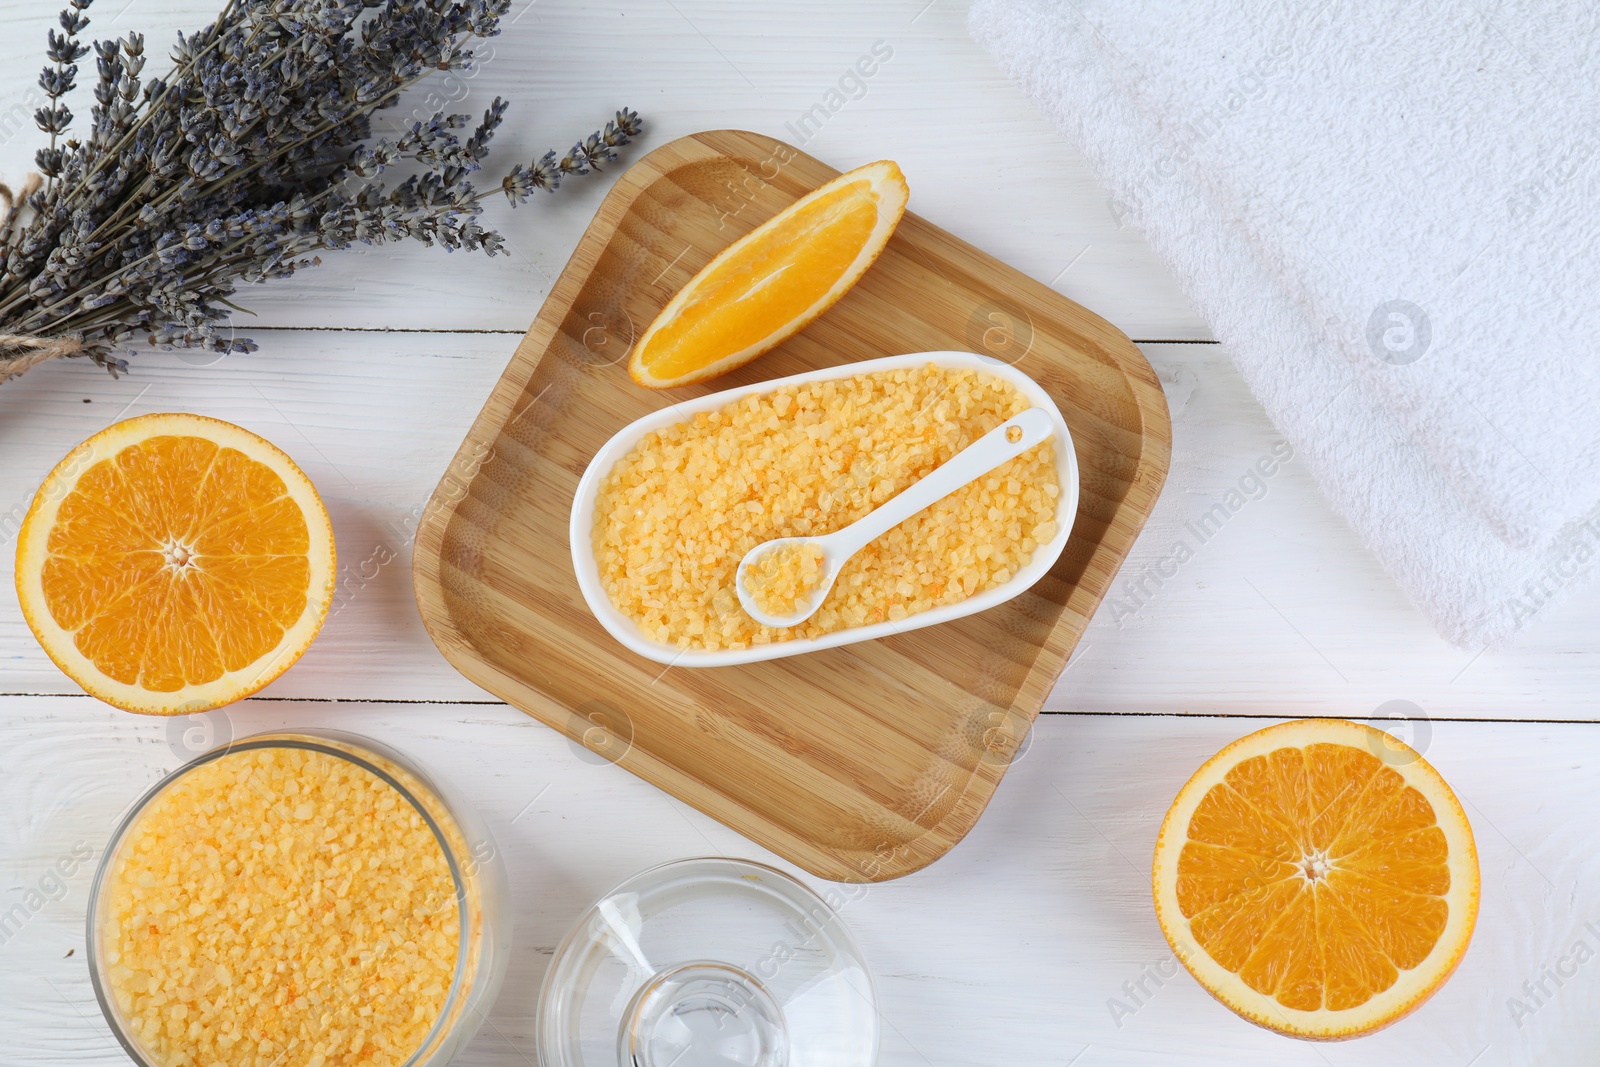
xmin=0 ymin=0 xmax=1207 ymax=338
xmin=0 ymin=331 xmax=509 ymax=703
xmin=0 ymin=3 xmax=1585 ymax=1065
xmin=1 ymin=337 xmax=1598 ymax=717
xmin=0 ymin=700 xmax=1591 ymax=1065
xmin=1065 ymin=344 xmax=1600 ymax=721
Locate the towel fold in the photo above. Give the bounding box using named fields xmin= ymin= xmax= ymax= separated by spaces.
xmin=970 ymin=0 xmax=1600 ymax=647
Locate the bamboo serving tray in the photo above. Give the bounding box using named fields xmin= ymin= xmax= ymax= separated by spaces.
xmin=413 ymin=130 xmax=1170 ymax=882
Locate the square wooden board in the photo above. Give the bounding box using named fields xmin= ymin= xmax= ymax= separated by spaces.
xmin=413 ymin=130 xmax=1170 ymax=882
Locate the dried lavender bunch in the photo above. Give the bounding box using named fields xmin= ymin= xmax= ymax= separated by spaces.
xmin=0 ymin=0 xmax=642 ymax=378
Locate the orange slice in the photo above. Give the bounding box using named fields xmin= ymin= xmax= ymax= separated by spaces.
xmin=1152 ymin=718 xmax=1478 ymax=1040
xmin=628 ymin=159 xmax=909 ymax=388
xmin=16 ymin=413 xmax=336 ymax=715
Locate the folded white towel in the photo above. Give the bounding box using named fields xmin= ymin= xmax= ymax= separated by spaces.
xmin=970 ymin=0 xmax=1600 ymax=648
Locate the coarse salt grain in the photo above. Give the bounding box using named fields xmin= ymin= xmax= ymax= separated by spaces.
xmin=742 ymin=541 xmax=827 ymax=616
xmin=592 ymin=364 xmax=1060 ymax=649
xmin=102 ymin=745 xmax=463 ymax=1067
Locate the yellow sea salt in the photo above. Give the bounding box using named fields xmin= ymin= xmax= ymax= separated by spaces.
xmin=742 ymin=541 xmax=827 ymax=616
xmin=102 ymin=746 xmax=462 ymax=1067
xmin=592 ymin=364 xmax=1060 ymax=649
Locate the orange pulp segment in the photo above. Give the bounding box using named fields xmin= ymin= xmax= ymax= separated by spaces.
xmin=16 ymin=413 xmax=336 ymax=715
xmin=628 ymin=159 xmax=909 ymax=388
xmin=1152 ymin=718 xmax=1478 ymax=1039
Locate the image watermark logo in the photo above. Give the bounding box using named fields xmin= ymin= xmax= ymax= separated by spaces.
xmin=782 ymin=40 xmax=895 ymax=147
xmin=165 ymin=708 xmax=234 ymax=761
xmin=0 ymin=497 xmax=28 ymax=549
xmin=174 ymin=318 xmax=236 ymax=368
xmin=419 ymin=835 xmax=501 ymax=919
xmin=1107 ymin=36 xmax=1302 ymax=229
xmin=566 ymin=698 xmax=635 ymax=766
xmin=1503 ymin=514 xmax=1600 ymax=626
xmin=0 ymin=88 xmax=44 ymax=146
xmin=970 ymin=703 xmax=1035 ymax=770
xmin=715 ymin=40 xmax=894 ymax=232
xmin=0 ymin=443 xmax=95 ymax=553
xmin=749 ymin=877 xmax=869 ymax=983
xmin=1108 ymin=440 xmax=1296 ymax=626
xmin=1507 ymin=139 xmax=1597 ymax=222
xmin=1366 ymin=299 xmax=1431 ymax=365
xmin=1508 ymin=918 xmax=1600 ymax=1029
xmin=572 ymin=303 xmax=635 ymax=368
xmin=965 ymin=298 xmax=1034 ymax=365
xmin=1106 ymin=951 xmax=1191 ymax=1029
xmin=1366 ymin=699 xmax=1431 ymax=764
xmin=381 ymin=38 xmax=502 ymax=134
xmin=0 ymin=841 xmax=95 ymax=949
xmin=711 ymin=142 xmax=798 ymax=231
xmin=329 ymin=438 xmax=496 ymax=619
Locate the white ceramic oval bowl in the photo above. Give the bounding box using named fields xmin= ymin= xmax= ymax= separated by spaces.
xmin=569 ymin=351 xmax=1080 ymax=667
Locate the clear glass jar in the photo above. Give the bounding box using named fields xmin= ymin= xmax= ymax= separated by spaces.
xmin=86 ymin=729 xmax=511 ymax=1067
xmin=538 ymin=856 xmax=878 ymax=1067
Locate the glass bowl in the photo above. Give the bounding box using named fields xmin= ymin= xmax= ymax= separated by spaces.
xmin=86 ymin=729 xmax=511 ymax=1067
xmin=538 ymin=857 xmax=878 ymax=1067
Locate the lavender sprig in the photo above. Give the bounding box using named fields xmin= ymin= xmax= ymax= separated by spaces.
xmin=0 ymin=0 xmax=643 ymax=378
xmin=502 ymin=108 xmax=643 ymax=203
xmin=35 ymin=0 xmax=93 ymax=185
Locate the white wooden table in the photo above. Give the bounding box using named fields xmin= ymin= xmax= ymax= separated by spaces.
xmin=1 ymin=3 xmax=1597 ymax=1065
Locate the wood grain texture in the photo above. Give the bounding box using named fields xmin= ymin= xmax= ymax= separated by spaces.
xmin=2 ymin=340 xmax=1598 ymax=718
xmin=2 ymin=698 xmax=1595 ymax=1067
xmin=0 ymin=0 xmax=1209 ymax=339
xmin=412 ymin=130 xmax=1171 ymax=881
xmin=0 ymin=331 xmax=507 ymax=702
xmin=0 ymin=2 xmax=1589 ymax=1064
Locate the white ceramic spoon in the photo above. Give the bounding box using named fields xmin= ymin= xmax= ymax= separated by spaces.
xmin=735 ymin=407 xmax=1055 ymax=629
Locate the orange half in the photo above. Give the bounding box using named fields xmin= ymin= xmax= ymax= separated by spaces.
xmin=1152 ymin=718 xmax=1478 ymax=1040
xmin=628 ymin=159 xmax=909 ymax=388
xmin=16 ymin=413 xmax=336 ymax=715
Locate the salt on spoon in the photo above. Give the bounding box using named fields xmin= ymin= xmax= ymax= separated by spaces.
xmin=736 ymin=407 xmax=1055 ymax=629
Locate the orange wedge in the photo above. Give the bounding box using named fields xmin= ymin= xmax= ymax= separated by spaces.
xmin=1152 ymin=718 xmax=1478 ymax=1040
xmin=16 ymin=413 xmax=336 ymax=715
xmin=628 ymin=159 xmax=909 ymax=388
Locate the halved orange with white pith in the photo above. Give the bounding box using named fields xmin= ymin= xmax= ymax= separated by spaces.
xmin=1152 ymin=718 xmax=1478 ymax=1040
xmin=627 ymin=159 xmax=909 ymax=389
xmin=16 ymin=413 xmax=336 ymax=715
